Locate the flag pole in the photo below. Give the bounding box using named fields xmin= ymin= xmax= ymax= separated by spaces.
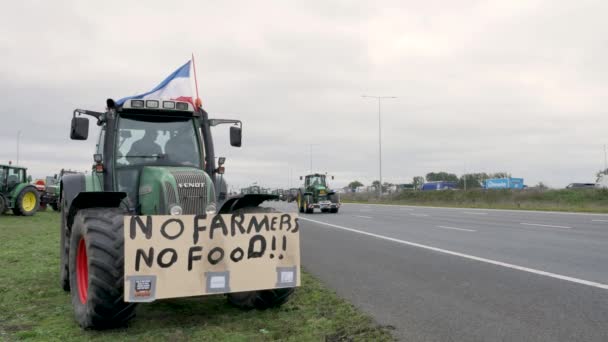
xmin=191 ymin=53 xmax=201 ymax=108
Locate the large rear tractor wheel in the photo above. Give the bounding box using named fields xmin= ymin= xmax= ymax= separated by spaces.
xmin=297 ymin=194 xmax=304 ymax=213
xmin=304 ymin=195 xmax=314 ymax=214
xmin=68 ymin=208 xmax=136 ymax=329
xmin=60 ymin=191 xmax=70 ymax=291
xmin=0 ymin=196 xmax=6 ymax=215
xmin=13 ymin=187 xmax=40 ymax=216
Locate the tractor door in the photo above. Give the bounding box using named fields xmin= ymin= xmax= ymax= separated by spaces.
xmin=7 ymin=168 xmax=25 ymax=193
xmin=0 ymin=166 xmax=6 ymax=193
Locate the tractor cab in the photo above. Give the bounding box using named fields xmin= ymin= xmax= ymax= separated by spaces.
xmin=0 ymin=164 xmax=40 ymax=216
xmin=305 ymin=174 xmax=328 ymax=189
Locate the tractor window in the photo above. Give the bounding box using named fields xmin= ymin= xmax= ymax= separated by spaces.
xmin=7 ymin=168 xmax=25 ymax=191
xmin=306 ymin=175 xmax=326 ymax=187
xmin=115 ymin=116 xmax=202 ymax=168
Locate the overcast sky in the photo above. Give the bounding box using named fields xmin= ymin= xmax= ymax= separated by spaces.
xmin=1 ymin=0 xmax=607 ymax=189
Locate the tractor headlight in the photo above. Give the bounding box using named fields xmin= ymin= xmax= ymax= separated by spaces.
xmin=169 ymin=205 xmax=183 ymax=216
xmin=205 ymin=203 xmax=217 ymax=216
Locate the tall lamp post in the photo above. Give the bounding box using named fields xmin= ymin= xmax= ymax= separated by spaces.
xmin=16 ymin=130 xmax=22 ymax=165
xmin=362 ymin=95 xmax=397 ymax=196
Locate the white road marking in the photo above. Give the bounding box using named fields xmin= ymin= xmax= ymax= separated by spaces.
xmin=344 ymin=202 xmax=608 ymax=217
xmin=299 ymin=217 xmax=608 ymax=290
xmin=520 ymin=223 xmax=572 ymax=229
xmin=410 ymin=213 xmax=429 ymax=217
xmin=592 ymin=219 xmax=608 ymax=222
xmin=355 ymin=215 xmax=373 ymax=219
xmin=462 ymin=211 xmax=487 ymax=215
xmin=436 ymin=225 xmax=476 ymax=232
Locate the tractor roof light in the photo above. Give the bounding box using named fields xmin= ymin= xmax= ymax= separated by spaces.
xmin=131 ymin=100 xmax=145 ymax=108
xmin=121 ymin=99 xmax=194 ymax=112
xmin=146 ymin=100 xmax=159 ymax=108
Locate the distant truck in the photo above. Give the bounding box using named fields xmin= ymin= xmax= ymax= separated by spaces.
xmin=483 ymin=178 xmax=524 ymax=190
xmin=421 ymin=181 xmax=458 ymax=191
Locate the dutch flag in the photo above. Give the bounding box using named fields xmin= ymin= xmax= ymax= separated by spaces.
xmin=116 ymin=60 xmax=196 ymax=106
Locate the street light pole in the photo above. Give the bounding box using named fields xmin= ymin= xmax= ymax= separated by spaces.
xmin=362 ymin=95 xmax=397 ymax=197
xmin=16 ymin=130 xmax=21 ymax=165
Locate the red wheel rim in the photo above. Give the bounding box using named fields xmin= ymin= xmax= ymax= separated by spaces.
xmin=76 ymin=238 xmax=88 ymax=304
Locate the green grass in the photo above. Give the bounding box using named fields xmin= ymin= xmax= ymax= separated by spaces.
xmin=0 ymin=212 xmax=393 ymax=342
xmin=342 ymin=189 xmax=608 ymax=213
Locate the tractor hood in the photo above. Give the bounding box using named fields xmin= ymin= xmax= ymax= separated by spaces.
xmin=138 ymin=166 xmax=215 ymax=215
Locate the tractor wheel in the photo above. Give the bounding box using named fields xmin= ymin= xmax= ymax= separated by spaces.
xmin=68 ymin=208 xmax=136 ymax=329
xmin=226 ymin=206 xmax=295 ymax=310
xmin=321 ymin=208 xmax=329 ymax=213
xmin=51 ymin=202 xmax=60 ymax=212
xmin=330 ymin=208 xmax=339 ymax=214
xmin=297 ymin=194 xmax=304 ymax=213
xmin=227 ymin=288 xmax=295 ymax=310
xmin=0 ymin=196 xmax=5 ymax=215
xmin=60 ymin=191 xmax=70 ymax=291
xmin=304 ymin=195 xmax=314 ymax=214
xmin=13 ymin=187 xmax=40 ymax=216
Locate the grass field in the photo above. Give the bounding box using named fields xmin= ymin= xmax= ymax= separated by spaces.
xmin=342 ymin=188 xmax=608 ymax=213
xmin=0 ymin=212 xmax=392 ymax=342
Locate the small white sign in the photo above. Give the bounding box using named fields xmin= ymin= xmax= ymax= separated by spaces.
xmin=280 ymin=271 xmax=294 ymax=283
xmin=209 ymin=276 xmax=226 ymax=289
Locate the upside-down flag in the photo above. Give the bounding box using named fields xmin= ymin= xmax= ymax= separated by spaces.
xmin=116 ymin=60 xmax=195 ymax=106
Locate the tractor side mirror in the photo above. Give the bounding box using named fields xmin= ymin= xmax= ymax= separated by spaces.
xmin=300 ymin=176 xmax=303 ymax=180
xmin=27 ymin=175 xmax=32 ymax=183
xmin=230 ymin=126 xmax=242 ymax=147
xmin=332 ymin=176 xmax=334 ymax=180
xmin=71 ymin=117 xmax=89 ymax=140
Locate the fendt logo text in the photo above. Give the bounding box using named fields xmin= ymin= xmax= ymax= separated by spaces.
xmin=178 ymin=183 xmax=205 ymax=188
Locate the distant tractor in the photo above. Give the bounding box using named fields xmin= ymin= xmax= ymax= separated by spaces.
xmin=60 ymin=98 xmax=294 ymax=329
xmin=286 ymin=188 xmax=299 ymax=203
xmin=40 ymin=169 xmax=79 ymax=211
xmin=0 ymin=164 xmax=40 ymax=216
xmin=296 ymin=173 xmax=340 ymax=213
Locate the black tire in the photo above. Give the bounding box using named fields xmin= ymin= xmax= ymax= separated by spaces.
xmin=51 ymin=202 xmax=60 ymax=212
xmin=0 ymin=195 xmax=6 ymax=215
xmin=304 ymin=195 xmax=314 ymax=214
xmin=227 ymin=288 xmax=295 ymax=310
xmin=297 ymin=194 xmax=304 ymax=213
xmin=226 ymin=206 xmax=295 ymax=310
xmin=12 ymin=187 xmax=40 ymax=216
xmin=68 ymin=208 xmax=136 ymax=329
xmin=60 ymin=191 xmax=70 ymax=291
xmin=330 ymin=208 xmax=339 ymax=213
xmin=320 ymin=208 xmax=329 ymax=213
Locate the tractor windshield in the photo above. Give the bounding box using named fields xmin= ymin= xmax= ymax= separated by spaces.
xmin=115 ymin=115 xmax=202 ymax=168
xmin=307 ymin=175 xmax=326 ymax=187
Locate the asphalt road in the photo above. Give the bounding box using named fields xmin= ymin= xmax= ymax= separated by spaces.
xmin=269 ymin=201 xmax=608 ymax=342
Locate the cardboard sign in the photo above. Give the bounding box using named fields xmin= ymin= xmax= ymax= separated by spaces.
xmin=123 ymin=213 xmax=300 ymax=302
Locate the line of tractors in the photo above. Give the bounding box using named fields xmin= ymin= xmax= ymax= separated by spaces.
xmin=0 ymin=163 xmax=80 ymax=217
xmin=239 ymin=173 xmax=341 ymax=214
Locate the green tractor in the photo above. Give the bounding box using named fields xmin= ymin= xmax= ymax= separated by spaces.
xmin=60 ymin=98 xmax=292 ymax=329
xmin=40 ymin=169 xmax=79 ymax=211
xmin=296 ymin=173 xmax=340 ymax=214
xmin=0 ymin=164 xmax=40 ymax=216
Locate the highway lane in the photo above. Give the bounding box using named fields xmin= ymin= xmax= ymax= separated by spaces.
xmin=270 ymin=201 xmax=608 ymax=341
